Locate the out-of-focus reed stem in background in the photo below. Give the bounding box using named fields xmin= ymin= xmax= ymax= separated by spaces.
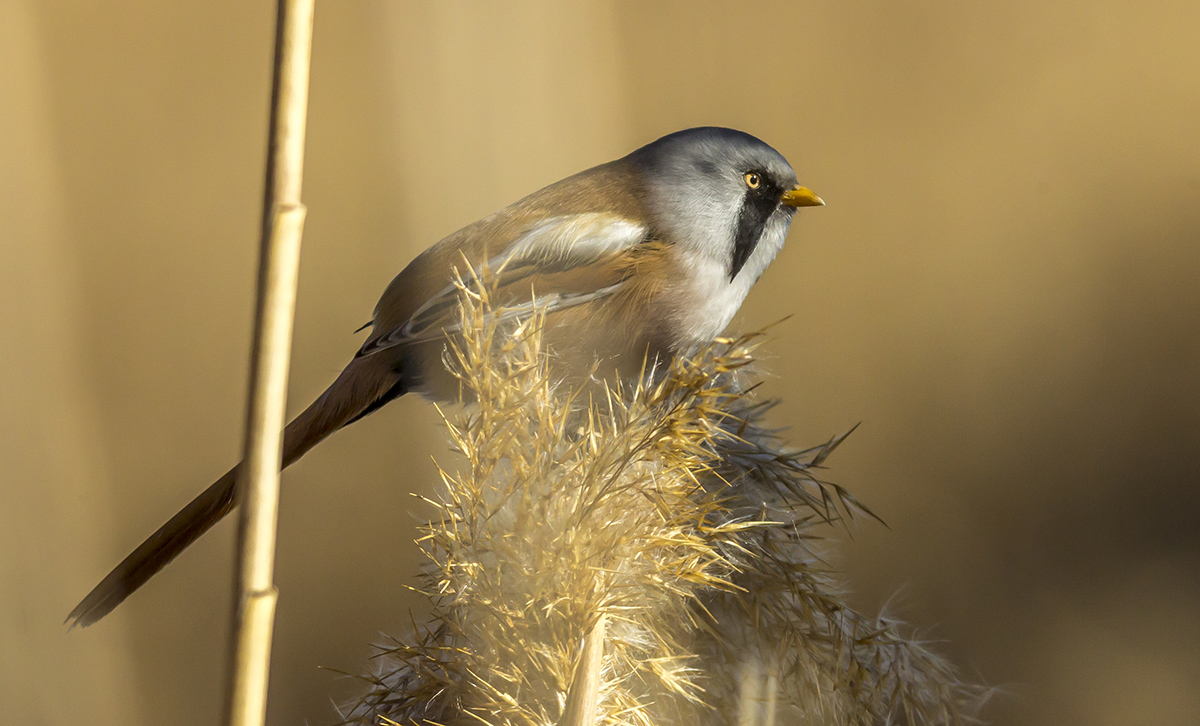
xmin=223 ymin=1 xmax=314 ymax=726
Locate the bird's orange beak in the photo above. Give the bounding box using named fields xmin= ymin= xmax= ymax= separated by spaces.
xmin=781 ymin=186 xmax=825 ymax=208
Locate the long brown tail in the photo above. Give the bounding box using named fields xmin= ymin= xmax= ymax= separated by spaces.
xmin=67 ymin=359 xmax=404 ymax=628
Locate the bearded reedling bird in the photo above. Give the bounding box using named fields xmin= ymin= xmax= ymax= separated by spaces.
xmin=68 ymin=126 xmax=823 ymax=627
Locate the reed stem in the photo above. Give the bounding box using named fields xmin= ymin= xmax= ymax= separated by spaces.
xmin=559 ymin=614 xmax=607 ymax=726
xmin=222 ymin=1 xmax=314 ymax=725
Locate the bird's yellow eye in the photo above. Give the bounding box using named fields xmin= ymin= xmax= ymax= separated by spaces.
xmin=744 ymin=172 xmax=761 ymax=189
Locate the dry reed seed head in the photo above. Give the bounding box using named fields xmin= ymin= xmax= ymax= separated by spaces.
xmin=341 ymin=282 xmax=990 ymax=726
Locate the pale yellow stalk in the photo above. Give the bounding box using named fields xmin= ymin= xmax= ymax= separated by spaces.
xmin=222 ymin=2 xmax=314 ymax=726
xmin=559 ymin=615 xmax=607 ymax=726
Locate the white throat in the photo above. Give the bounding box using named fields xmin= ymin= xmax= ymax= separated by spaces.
xmin=670 ymin=212 xmax=792 ymax=343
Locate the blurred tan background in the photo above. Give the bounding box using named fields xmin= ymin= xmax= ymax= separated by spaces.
xmin=3 ymin=1 xmax=1198 ymax=724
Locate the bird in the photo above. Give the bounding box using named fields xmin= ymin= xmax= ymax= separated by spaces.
xmin=68 ymin=126 xmax=824 ymax=627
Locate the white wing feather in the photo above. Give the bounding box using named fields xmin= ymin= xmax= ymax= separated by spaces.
xmin=357 ymin=213 xmax=647 ymax=356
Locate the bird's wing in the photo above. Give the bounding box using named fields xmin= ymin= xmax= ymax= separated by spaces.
xmin=356 ymin=213 xmax=649 ymax=357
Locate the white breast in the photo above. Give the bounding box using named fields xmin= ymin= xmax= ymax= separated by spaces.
xmin=670 ymin=215 xmax=791 ymax=343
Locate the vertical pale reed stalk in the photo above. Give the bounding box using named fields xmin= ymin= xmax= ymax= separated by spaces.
xmin=764 ymin=671 xmax=778 ymax=726
xmin=559 ymin=615 xmax=607 ymax=726
xmin=736 ymin=660 xmax=763 ymax=726
xmin=735 ymin=660 xmax=778 ymax=726
xmin=222 ymin=2 xmax=314 ymax=726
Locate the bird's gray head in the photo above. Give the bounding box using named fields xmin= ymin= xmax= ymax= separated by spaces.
xmin=629 ymin=127 xmax=822 ymax=281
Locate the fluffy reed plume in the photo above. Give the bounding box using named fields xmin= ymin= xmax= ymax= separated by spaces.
xmin=338 ymin=276 xmax=992 ymax=726
xmin=690 ymin=409 xmax=994 ymax=725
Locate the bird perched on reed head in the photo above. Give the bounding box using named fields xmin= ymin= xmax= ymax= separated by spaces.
xmin=68 ymin=126 xmax=824 ymax=627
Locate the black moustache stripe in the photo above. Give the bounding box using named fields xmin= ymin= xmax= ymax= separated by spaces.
xmin=730 ymin=184 xmax=779 ymax=281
